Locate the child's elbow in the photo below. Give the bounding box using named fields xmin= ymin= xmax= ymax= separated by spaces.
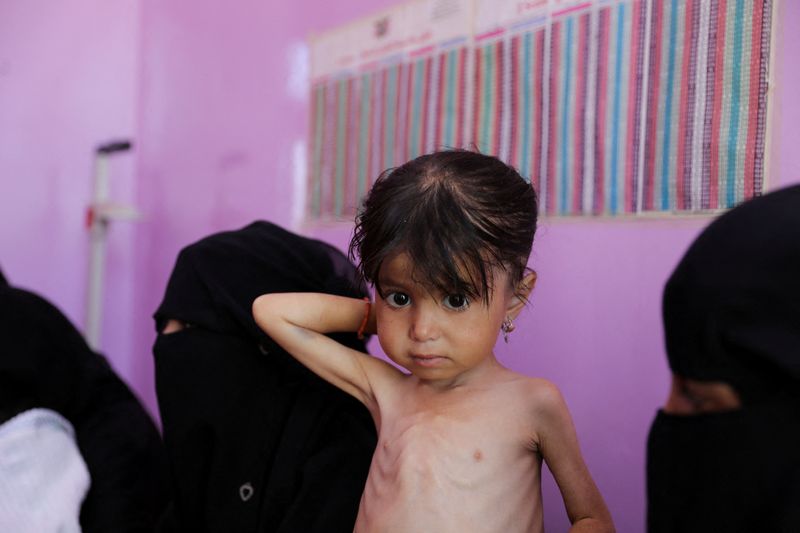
xmin=590 ymin=513 xmax=615 ymax=533
xmin=252 ymin=294 xmax=276 ymax=329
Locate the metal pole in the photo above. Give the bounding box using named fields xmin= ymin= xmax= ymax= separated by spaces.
xmin=84 ymin=140 xmax=134 ymax=351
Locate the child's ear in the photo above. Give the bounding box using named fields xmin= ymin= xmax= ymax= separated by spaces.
xmin=506 ymin=271 xmax=537 ymax=319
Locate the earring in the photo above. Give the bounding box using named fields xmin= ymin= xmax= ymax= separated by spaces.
xmin=501 ymin=316 xmax=515 ymax=343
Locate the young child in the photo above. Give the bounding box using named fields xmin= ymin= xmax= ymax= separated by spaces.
xmin=253 ymin=150 xmax=613 ymax=532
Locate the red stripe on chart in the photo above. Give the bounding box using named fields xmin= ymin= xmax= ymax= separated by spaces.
xmin=493 ymin=41 xmax=504 ymax=156
xmin=359 ymin=61 xmax=379 ymax=73
xmin=394 ymin=66 xmax=404 ymax=166
xmin=328 ymin=82 xmax=339 ymax=218
xmin=568 ymin=15 xmax=586 ymax=210
xmin=709 ymin=0 xmax=727 ymax=209
xmin=554 ymin=2 xmax=592 ymax=18
xmin=624 ymin=1 xmax=642 ymax=212
xmin=393 ymin=65 xmax=404 ymax=166
xmin=435 ymin=52 xmax=447 ymax=149
xmin=595 ymin=9 xmax=610 ymax=214
xmin=743 ymin=0 xmax=764 ymax=200
xmin=343 ymin=78 xmax=354 ymax=214
xmin=380 ymin=68 xmax=388 ymax=174
xmin=456 ymin=47 xmax=467 ymax=148
xmin=420 ymin=56 xmax=433 ymax=154
xmin=644 ymin=0 xmax=664 ymax=211
xmin=347 ymin=77 xmax=357 ymax=213
xmin=476 ymin=28 xmax=506 ymax=42
xmin=472 ymin=47 xmax=483 ymax=148
xmin=548 ymin=22 xmax=561 ymax=215
xmin=675 ymin=0 xmax=695 ymax=210
xmin=410 ymin=45 xmax=435 ymax=58
xmin=533 ymin=30 xmax=545 ymax=193
xmin=366 ymin=72 xmax=375 ymax=188
xmin=574 ymin=14 xmax=588 ymax=214
xmin=404 ymin=62 xmax=415 ymax=162
xmin=510 ymin=35 xmax=520 ymax=169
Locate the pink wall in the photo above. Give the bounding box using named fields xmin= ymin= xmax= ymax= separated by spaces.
xmin=0 ymin=1 xmax=141 ymax=378
xmin=2 ymin=0 xmax=798 ymax=531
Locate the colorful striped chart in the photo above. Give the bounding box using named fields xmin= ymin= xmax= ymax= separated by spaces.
xmin=308 ymin=0 xmax=774 ymax=219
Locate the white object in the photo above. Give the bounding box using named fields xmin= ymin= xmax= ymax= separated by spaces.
xmin=0 ymin=409 xmax=90 ymax=533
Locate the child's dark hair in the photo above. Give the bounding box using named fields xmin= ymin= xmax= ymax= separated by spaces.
xmin=349 ymin=149 xmax=538 ymax=304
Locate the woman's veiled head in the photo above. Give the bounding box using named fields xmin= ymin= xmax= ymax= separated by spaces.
xmin=648 ymin=185 xmax=800 ymax=533
xmin=662 ymin=184 xmax=800 ymax=403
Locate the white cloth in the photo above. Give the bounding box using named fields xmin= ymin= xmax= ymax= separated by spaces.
xmin=0 ymin=408 xmax=90 ymax=533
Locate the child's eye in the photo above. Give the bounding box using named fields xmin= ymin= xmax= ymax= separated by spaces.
xmin=443 ymin=293 xmax=469 ymax=310
xmin=386 ymin=292 xmax=411 ymax=308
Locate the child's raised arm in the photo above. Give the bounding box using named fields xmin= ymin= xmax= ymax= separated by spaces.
xmin=252 ymin=293 xmax=402 ymax=415
xmin=532 ymin=382 xmax=615 ymax=533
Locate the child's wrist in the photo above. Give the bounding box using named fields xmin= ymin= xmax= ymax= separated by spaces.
xmin=357 ymin=297 xmax=371 ymax=339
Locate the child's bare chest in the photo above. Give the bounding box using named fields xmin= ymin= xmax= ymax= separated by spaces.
xmin=380 ymin=414 xmax=517 ymax=488
xmin=358 ymin=388 xmax=543 ymax=532
xmin=381 ymin=396 xmax=532 ymax=477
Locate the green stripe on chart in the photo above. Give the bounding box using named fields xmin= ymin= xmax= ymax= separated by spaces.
xmin=385 ymin=66 xmax=397 ymax=172
xmin=335 ymin=78 xmax=347 ymax=217
xmin=734 ymin=0 xmax=753 ymax=205
xmin=358 ymin=74 xmax=371 ymax=200
xmin=312 ymin=85 xmax=325 ymax=218
xmin=445 ymin=49 xmax=457 ymax=147
xmin=481 ymin=44 xmax=493 ymax=153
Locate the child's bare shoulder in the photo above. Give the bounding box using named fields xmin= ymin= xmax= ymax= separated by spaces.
xmin=504 ymin=373 xmax=570 ymax=418
xmin=496 ymin=374 xmax=573 ymax=453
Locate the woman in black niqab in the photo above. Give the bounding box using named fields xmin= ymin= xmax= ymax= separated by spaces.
xmin=0 ymin=268 xmax=170 ymax=532
xmin=647 ymin=185 xmax=800 ymax=532
xmin=152 ymin=221 xmax=376 ymax=533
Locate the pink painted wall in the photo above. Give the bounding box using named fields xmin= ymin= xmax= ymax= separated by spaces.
xmin=2 ymin=0 xmax=798 ymax=531
xmin=0 ymin=1 xmax=141 ymax=379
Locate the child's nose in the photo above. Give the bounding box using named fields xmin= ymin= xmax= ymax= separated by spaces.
xmin=409 ymin=306 xmax=439 ymax=341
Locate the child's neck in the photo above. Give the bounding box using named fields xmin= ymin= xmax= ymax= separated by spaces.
xmin=410 ymin=353 xmax=503 ymax=392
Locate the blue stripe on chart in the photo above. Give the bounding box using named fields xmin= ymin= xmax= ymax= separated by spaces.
xmin=445 ymin=49 xmax=457 ymax=147
xmin=410 ymin=59 xmax=425 ymax=159
xmin=386 ymin=66 xmax=397 ymax=169
xmin=481 ymin=45 xmax=493 ymax=153
xmin=659 ymin=0 xmax=679 ymax=210
xmin=521 ymin=32 xmax=533 ymax=180
xmin=560 ymin=18 xmax=574 ymax=215
xmin=726 ymin=0 xmax=745 ymax=207
xmin=609 ymin=3 xmax=626 ymax=215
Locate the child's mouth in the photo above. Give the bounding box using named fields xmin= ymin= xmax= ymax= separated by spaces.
xmin=411 ymin=354 xmax=446 ymax=367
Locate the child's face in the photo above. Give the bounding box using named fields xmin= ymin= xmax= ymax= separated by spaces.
xmin=375 ymin=251 xmax=516 ymax=385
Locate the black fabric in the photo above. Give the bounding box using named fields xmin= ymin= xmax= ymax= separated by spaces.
xmin=152 ymin=221 xmax=376 ymax=533
xmin=648 ymin=398 xmax=800 ymax=533
xmin=0 ymin=282 xmax=170 ymax=532
xmin=661 ymin=184 xmax=800 ymax=402
xmin=648 ymin=185 xmax=800 ymax=533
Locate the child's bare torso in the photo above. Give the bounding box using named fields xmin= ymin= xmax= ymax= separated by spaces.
xmin=354 ymin=369 xmax=544 ymax=533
